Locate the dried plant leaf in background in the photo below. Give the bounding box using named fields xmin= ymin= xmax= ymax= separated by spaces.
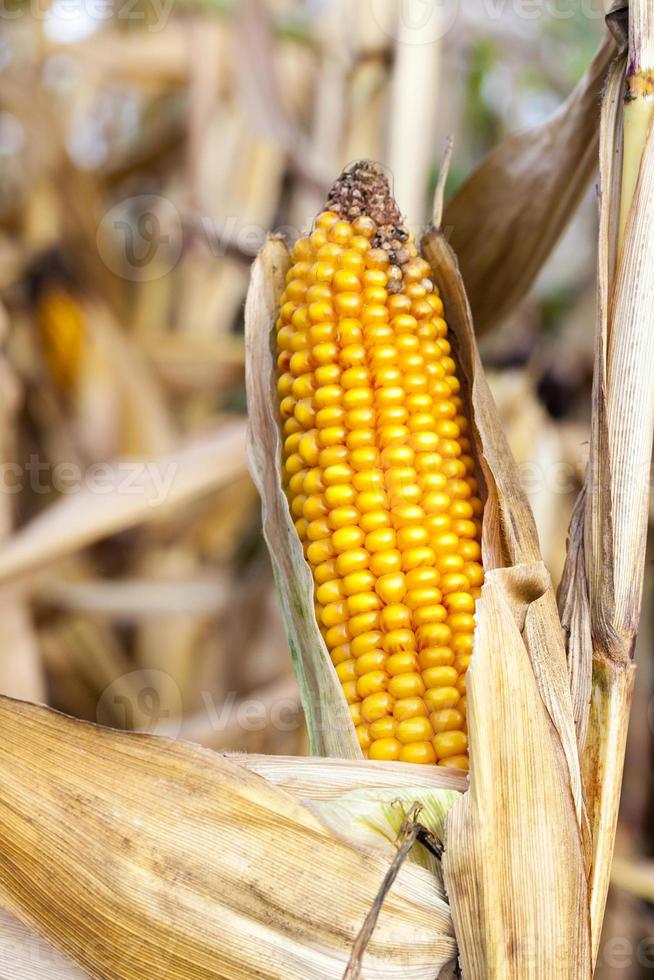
xmin=444 ymin=30 xmax=617 ymax=334
xmin=0 ymin=423 xmax=247 ymax=586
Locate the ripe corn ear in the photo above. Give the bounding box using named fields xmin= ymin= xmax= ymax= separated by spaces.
xmin=275 ymin=162 xmax=483 ymax=768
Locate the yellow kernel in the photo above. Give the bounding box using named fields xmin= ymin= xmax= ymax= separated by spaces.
xmin=361 ymin=692 xmax=395 ymax=722
xmin=406 ymin=567 xmax=439 ymax=589
xmin=434 ymin=730 xmax=468 ymax=759
xmin=402 ymin=546 xmax=436 ymax=571
xmin=393 ymin=696 xmax=428 ymax=722
xmin=321 ymin=600 xmax=348 ymax=628
xmin=306 ymin=539 xmax=335 ymax=565
xmin=375 ymin=572 xmax=407 ymax=604
xmin=333 ymin=525 xmax=365 ymax=554
xmin=343 ymin=570 xmax=376 ymax=596
xmin=399 ymin=741 xmax=436 ymax=765
xmin=349 ymin=611 xmax=381 ymax=637
xmin=430 ymin=708 xmax=464 ymax=733
xmin=351 ymin=630 xmax=383 ymax=656
xmin=325 ymin=484 xmax=356 ymax=508
xmin=354 ymin=469 xmax=385 ymax=490
xmin=413 ymin=604 xmax=447 ymax=627
xmin=360 ymin=510 xmax=391 ymax=533
xmin=347 ymin=592 xmax=382 ymax=616
xmin=349 ymin=702 xmax=362 ymax=726
xmin=341 ymin=365 xmax=368 ymax=389
xmin=440 ymin=754 xmax=469 ymax=771
xmin=324 ymin=464 xmax=354 ymax=486
xmin=436 ymin=554 xmax=465 ymax=575
xmin=365 ymin=527 xmax=396 ymax=553
xmin=388 ymin=672 xmax=425 ymax=699
xmin=453 ymin=519 xmax=478 ymax=539
xmin=405 ymin=587 xmax=442 ymax=610
xmin=331 ymin=643 xmax=352 ymax=666
xmin=417 ymin=623 xmax=452 ymax=650
xmin=460 ymin=539 xmax=482 ymax=561
xmin=336 ymin=660 xmax=356 ymax=683
xmin=369 ymin=717 xmax=396 ymax=740
xmin=424 ymin=687 xmax=459 ymax=711
xmin=306 ymin=517 xmax=330 ymax=541
xmin=314 ymin=559 xmax=338 ymax=584
xmin=396 ymin=716 xmax=434 ymax=744
xmin=328 ymin=506 xmax=359 ymax=530
xmin=418 ymin=647 xmax=454 ymax=669
xmin=356 ymin=723 xmax=371 ymax=750
xmin=356 ymin=651 xmax=387 ymax=675
xmin=357 ymin=491 xmax=388 ymax=514
xmin=333 ymin=269 xmax=361 ymax=292
xmin=463 ymin=562 xmax=484 ymax=588
xmin=452 ymin=633 xmax=474 ymax=656
xmin=370 ymin=550 xmax=403 ymax=576
xmin=325 ymin=623 xmax=350 ymax=648
xmin=342 ymin=681 xmax=359 ymax=704
xmin=446 ymin=592 xmax=476 ymax=614
xmin=381 ymin=604 xmax=412 ymax=632
xmin=357 ymin=670 xmax=388 ymax=698
xmin=335 ymin=548 xmax=369 ymax=576
xmin=369 ymin=738 xmax=401 ymax=761
xmin=448 ymin=613 xmax=476 ymax=633
xmin=423 ymin=665 xmax=459 ymax=689
xmin=315 ymin=364 xmax=341 ymax=387
xmin=335 ymin=292 xmax=363 ymax=317
xmin=316 ymin=579 xmax=343 ymax=605
xmin=386 ymin=652 xmax=419 ymax=676
xmin=328 ymin=220 xmax=353 ymax=245
xmin=382 ymin=628 xmax=416 ymax=653
xmin=314 ymin=385 xmax=342 ymax=410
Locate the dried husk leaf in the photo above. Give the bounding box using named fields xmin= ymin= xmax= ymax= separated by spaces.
xmin=444 ymin=567 xmax=591 ymax=979
xmin=240 ymin=753 xmax=468 ymax=800
xmin=312 ymin=787 xmax=458 ymax=880
xmin=245 ymin=237 xmax=361 ymax=759
xmin=0 ymin=908 xmax=87 ymax=979
xmin=443 ymin=30 xmax=617 ymax=334
xmin=0 ymin=697 xmax=457 ymax=980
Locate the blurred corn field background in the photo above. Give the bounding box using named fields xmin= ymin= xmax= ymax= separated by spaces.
xmin=1 ymin=0 xmax=653 ymax=975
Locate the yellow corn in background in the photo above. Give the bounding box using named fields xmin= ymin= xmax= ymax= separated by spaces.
xmin=276 ymin=202 xmax=483 ymax=769
xmin=38 ymin=288 xmax=85 ymax=391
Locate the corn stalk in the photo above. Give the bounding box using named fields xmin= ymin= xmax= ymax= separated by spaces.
xmin=558 ymin=0 xmax=654 ymax=964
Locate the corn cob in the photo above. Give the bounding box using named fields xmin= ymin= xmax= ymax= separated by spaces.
xmin=275 ymin=162 xmax=483 ymax=768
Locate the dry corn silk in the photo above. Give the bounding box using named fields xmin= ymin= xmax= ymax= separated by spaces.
xmin=273 ymin=161 xmax=483 ymax=769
